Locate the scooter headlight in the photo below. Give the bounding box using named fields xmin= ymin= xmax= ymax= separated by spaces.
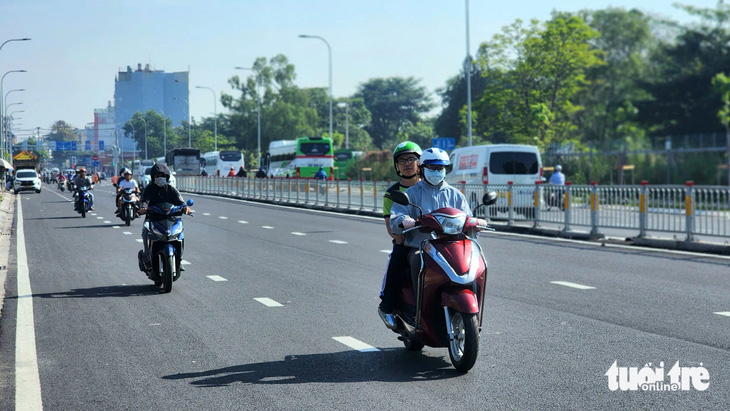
xmin=433 ymin=213 xmax=467 ymax=235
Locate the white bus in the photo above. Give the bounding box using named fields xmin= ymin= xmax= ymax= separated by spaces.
xmin=201 ymin=150 xmax=244 ymax=176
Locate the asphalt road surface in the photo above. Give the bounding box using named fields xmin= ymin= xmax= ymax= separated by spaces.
xmin=1 ymin=183 xmax=729 ymax=410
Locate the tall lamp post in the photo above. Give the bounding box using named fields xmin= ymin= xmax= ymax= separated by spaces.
xmin=465 ymin=0 xmax=473 ymax=147
xmin=195 ymin=86 xmax=217 ymax=151
xmin=5 ymin=102 xmax=22 ymax=152
xmin=3 ymin=89 xmax=24 ymax=155
xmin=234 ymin=66 xmax=262 ymax=160
xmin=1 ymin=69 xmax=27 ymax=158
xmin=173 ymin=97 xmax=191 ymax=147
xmin=337 ymin=100 xmax=349 ymax=149
xmin=298 ymin=34 xmax=333 ymax=143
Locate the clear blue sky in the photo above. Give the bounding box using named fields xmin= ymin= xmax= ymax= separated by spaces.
xmin=0 ymin=0 xmax=720 ymax=140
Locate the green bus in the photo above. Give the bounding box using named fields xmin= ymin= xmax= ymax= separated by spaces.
xmin=265 ymin=136 xmax=334 ymax=178
xmin=333 ymin=148 xmax=363 ymax=179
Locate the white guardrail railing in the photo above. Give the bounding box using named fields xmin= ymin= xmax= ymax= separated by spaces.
xmin=177 ymin=177 xmax=730 ymax=242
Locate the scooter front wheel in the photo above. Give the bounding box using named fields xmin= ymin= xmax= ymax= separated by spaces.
xmin=448 ymin=311 xmax=479 ymax=372
xmin=162 ymin=254 xmax=174 ymax=293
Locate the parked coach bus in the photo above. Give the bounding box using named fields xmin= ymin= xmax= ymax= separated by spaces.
xmin=165 ymin=148 xmax=201 ymax=176
xmin=202 ymin=150 xmax=244 ymax=176
xmin=265 ymin=136 xmax=333 ymax=178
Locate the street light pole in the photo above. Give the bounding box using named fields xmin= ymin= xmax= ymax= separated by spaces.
xmin=337 ymin=100 xmax=349 ymax=149
xmin=234 ymin=66 xmax=262 ymax=160
xmin=173 ymin=97 xmax=191 ymax=147
xmin=298 ymin=34 xmax=333 ymax=143
xmin=195 ymin=86 xmax=217 ymax=151
xmin=465 ymin=0 xmax=473 ymax=147
xmin=1 ymin=69 xmax=27 ymax=159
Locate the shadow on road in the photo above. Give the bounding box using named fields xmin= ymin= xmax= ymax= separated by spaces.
xmin=163 ymin=349 xmax=463 ymax=386
xmin=13 ymin=284 xmax=160 ymax=298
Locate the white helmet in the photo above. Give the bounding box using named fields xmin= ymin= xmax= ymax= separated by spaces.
xmin=555 ymin=164 xmax=562 ymax=171
xmin=421 ymin=147 xmax=450 ymax=166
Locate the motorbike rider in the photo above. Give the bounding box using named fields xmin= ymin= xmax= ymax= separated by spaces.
xmin=549 ymin=164 xmax=565 ymax=185
xmin=389 ymin=147 xmax=488 ymax=294
xmin=378 ymin=141 xmax=422 ymax=328
xmin=137 ymin=163 xmax=191 ymax=270
xmin=72 ymin=167 xmax=95 ymax=211
xmin=115 ymin=167 xmax=140 ymax=215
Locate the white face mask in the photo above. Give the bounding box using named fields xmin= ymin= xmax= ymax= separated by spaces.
xmin=154 ymin=177 xmax=167 ymax=187
xmin=424 ymin=168 xmax=446 ymax=186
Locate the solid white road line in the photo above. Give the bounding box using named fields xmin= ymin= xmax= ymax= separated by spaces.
xmin=714 ymin=312 xmax=730 ymax=317
xmin=238 ymin=220 xmax=248 ymax=224
xmin=291 ymin=232 xmax=306 ymax=236
xmin=550 ymin=281 xmax=596 ymax=290
xmin=262 ymin=226 xmax=274 ymax=229
xmin=329 ymin=240 xmax=347 ymax=244
xmin=16 ymin=196 xmax=43 ymax=409
xmin=332 ymin=336 xmax=380 ymax=352
xmin=254 ymin=297 xmax=284 ymax=307
xmin=206 ymin=275 xmax=228 ymax=282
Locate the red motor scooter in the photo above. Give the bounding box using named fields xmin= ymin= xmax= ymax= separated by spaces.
xmin=384 ymin=190 xmax=497 ymax=372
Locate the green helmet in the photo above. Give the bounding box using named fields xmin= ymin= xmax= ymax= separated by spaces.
xmin=393 ymin=141 xmax=422 ymax=177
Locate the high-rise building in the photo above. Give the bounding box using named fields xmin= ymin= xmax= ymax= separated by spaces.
xmin=114 ymin=64 xmax=189 ymax=151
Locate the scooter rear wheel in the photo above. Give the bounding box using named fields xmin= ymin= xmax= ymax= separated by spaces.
xmin=448 ymin=311 xmax=479 ymax=372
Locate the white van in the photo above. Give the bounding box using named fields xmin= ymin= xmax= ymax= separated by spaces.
xmin=445 ymin=144 xmax=543 ymax=217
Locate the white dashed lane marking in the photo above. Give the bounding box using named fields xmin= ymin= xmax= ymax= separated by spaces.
xmin=714 ymin=312 xmax=730 ymax=317
xmin=207 ymin=275 xmax=228 ymax=282
xmin=113 ymin=226 xmax=120 ymax=229
xmin=103 ymin=221 xmax=111 ymax=224
xmin=291 ymin=232 xmax=306 ymax=236
xmin=136 ymin=239 xmax=143 ymax=243
xmin=550 ymin=281 xmax=596 ymax=290
xmin=203 ymin=213 xmax=211 ymax=216
xmin=238 ymin=220 xmax=248 ymax=224
xmin=380 ymin=250 xmax=390 ymax=254
xmin=329 ymin=240 xmax=347 ymax=245
xmin=219 ymin=216 xmax=228 ymax=219
xmin=123 ymin=232 xmax=133 ymax=235
xmin=181 ymin=260 xmax=191 ymax=265
xmin=254 ymin=298 xmax=283 ymax=307
xmin=262 ymin=226 xmax=274 ymax=229
xmin=96 ymin=217 xmax=103 ymax=220
xmin=332 ymin=336 xmax=379 ymax=352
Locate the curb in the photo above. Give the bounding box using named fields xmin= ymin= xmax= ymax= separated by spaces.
xmin=0 ymin=191 xmax=16 ymax=321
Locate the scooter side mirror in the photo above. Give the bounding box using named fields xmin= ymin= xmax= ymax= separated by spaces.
xmin=483 ymin=191 xmax=498 ymax=206
xmin=389 ymin=190 xmax=410 ymax=206
xmin=186 ymin=199 xmax=194 ymax=207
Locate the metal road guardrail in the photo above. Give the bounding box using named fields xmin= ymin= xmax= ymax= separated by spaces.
xmin=177 ymin=177 xmax=730 ymax=242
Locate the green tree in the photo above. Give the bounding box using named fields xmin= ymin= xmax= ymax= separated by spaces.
xmin=46 ymin=120 xmax=77 ymax=142
xmin=123 ymin=110 xmax=173 ymax=159
xmin=222 ymin=54 xmax=323 ymax=155
xmin=575 ymin=8 xmax=653 ymax=146
xmin=355 ymin=77 xmax=433 ymax=150
xmin=636 ymin=2 xmax=730 ymax=135
xmin=334 ymin=97 xmax=372 ymax=151
xmin=474 ymin=13 xmax=604 ymax=149
xmin=435 ymin=68 xmax=488 ymax=146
